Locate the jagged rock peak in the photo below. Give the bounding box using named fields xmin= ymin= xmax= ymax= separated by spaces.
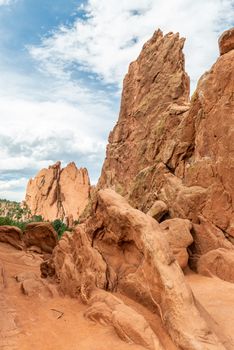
xmin=25 ymin=161 xmax=90 ymax=222
xmin=98 ymin=29 xmax=190 ymax=195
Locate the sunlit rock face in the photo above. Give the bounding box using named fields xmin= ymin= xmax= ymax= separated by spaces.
xmin=25 ymin=161 xmax=90 ymax=222
xmin=98 ymin=29 xmax=190 ymax=202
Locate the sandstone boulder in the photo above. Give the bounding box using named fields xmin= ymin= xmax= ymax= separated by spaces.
xmin=25 ymin=161 xmax=90 ymax=222
xmin=146 ymin=200 xmax=168 ymax=221
xmin=219 ymin=27 xmax=234 ymax=55
xmin=160 ymin=218 xmax=193 ymax=269
xmin=192 ymin=217 xmax=232 ymax=254
xmin=197 ymin=248 xmax=234 ymax=283
xmin=189 ymin=216 xmax=233 ymax=269
xmin=0 ymin=225 xmax=24 ymax=250
xmin=45 ymin=189 xmax=225 ymax=350
xmin=23 ymin=222 xmax=58 ymax=253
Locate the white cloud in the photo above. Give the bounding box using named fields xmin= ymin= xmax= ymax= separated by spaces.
xmin=0 ymin=178 xmax=27 ymax=191
xmin=29 ymin=0 xmax=234 ymax=90
xmin=0 ymin=0 xmax=15 ymax=5
xmin=0 ymin=178 xmax=27 ymax=202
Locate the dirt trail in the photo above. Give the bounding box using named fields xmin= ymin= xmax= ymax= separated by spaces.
xmin=0 ymin=242 xmax=144 ymax=350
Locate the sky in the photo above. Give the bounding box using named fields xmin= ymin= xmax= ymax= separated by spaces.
xmin=0 ymin=0 xmax=233 ymax=201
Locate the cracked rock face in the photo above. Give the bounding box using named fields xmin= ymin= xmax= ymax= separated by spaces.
xmin=25 ymin=161 xmax=90 ymax=222
xmin=98 ymin=29 xmax=190 ymax=205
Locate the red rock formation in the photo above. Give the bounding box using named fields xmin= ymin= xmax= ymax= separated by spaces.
xmin=160 ymin=218 xmax=193 ymax=269
xmin=25 ymin=161 xmax=90 ymax=222
xmin=0 ymin=226 xmax=24 ymax=250
xmin=23 ymin=222 xmax=58 ymax=253
xmin=98 ymin=28 xmax=234 ymax=263
xmin=37 ymin=28 xmax=234 ymax=349
xmin=44 ymin=189 xmax=226 ymax=349
xmin=98 ymin=29 xmax=190 ymax=197
xmin=197 ymin=248 xmax=234 ymax=283
xmin=219 ymin=27 xmax=234 ymax=55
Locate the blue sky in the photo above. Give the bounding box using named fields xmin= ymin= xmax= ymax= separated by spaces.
xmin=0 ymin=0 xmax=233 ymax=201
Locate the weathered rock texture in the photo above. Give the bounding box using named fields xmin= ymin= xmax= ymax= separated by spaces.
xmin=25 ymin=161 xmax=90 ymax=222
xmin=44 ymin=189 xmax=226 ymax=350
xmin=160 ymin=218 xmax=193 ymax=269
xmin=197 ymin=248 xmax=234 ymax=283
xmin=98 ymin=29 xmax=190 ymax=198
xmin=0 ymin=225 xmax=24 ymax=250
xmin=23 ymin=222 xmax=58 ymax=253
xmin=219 ymin=27 xmax=234 ymax=55
xmin=98 ymin=28 xmax=234 ymax=269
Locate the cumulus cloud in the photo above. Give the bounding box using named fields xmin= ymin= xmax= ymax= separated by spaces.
xmin=0 ymin=87 xmax=115 ymax=187
xmin=29 ymin=0 xmax=234 ymax=89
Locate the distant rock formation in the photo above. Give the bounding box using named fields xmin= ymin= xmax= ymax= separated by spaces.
xmin=25 ymin=161 xmax=90 ymax=222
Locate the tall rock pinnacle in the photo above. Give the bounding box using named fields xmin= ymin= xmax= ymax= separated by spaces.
xmin=98 ymin=29 xmax=190 ymax=196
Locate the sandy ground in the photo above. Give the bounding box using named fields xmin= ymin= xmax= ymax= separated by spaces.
xmin=1 ymin=241 xmax=234 ymax=350
xmin=186 ymin=272 xmax=234 ymax=349
xmin=0 ymin=242 xmax=144 ymax=350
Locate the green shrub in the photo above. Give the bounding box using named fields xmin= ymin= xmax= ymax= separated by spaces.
xmin=0 ymin=213 xmax=70 ymax=239
xmin=52 ymin=219 xmax=70 ymax=239
xmin=31 ymin=215 xmax=43 ymax=222
xmin=0 ymin=216 xmax=27 ymax=230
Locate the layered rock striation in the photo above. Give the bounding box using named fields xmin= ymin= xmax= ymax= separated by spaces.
xmin=25 ymin=161 xmax=90 ymax=222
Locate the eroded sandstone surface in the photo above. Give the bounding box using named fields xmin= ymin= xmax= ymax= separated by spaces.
xmin=25 ymin=161 xmax=90 ymax=222
xmin=43 ymin=189 xmax=229 ymax=350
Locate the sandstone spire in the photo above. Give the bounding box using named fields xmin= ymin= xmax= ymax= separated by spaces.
xmin=98 ymin=29 xmax=190 ymax=195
